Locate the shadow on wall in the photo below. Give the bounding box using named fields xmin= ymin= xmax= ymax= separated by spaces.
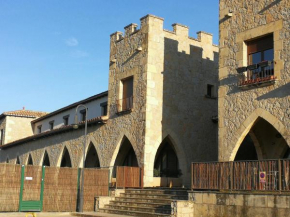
xmin=160 ymin=37 xmax=218 ymax=180
xmin=256 ymin=82 xmax=290 ymax=100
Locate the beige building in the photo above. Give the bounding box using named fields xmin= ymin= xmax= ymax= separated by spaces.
xmin=0 ymin=14 xmax=218 ymax=187
xmin=0 ymin=110 xmax=47 ymax=146
xmin=218 ymin=0 xmax=290 ymax=161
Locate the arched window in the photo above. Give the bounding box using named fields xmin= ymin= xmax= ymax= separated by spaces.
xmin=27 ymin=154 xmax=33 ymax=165
xmin=42 ymin=151 xmax=50 ymax=166
xmin=60 ymin=147 xmax=72 ymax=167
xmin=154 ymin=137 xmax=180 ymax=177
xmin=84 ymin=143 xmax=100 ymax=168
xmin=114 ymin=137 xmax=138 ymax=167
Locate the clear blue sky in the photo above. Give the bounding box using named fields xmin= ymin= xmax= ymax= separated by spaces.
xmin=0 ymin=0 xmax=219 ymax=114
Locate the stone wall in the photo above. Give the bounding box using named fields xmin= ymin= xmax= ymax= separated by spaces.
xmin=142 ymin=15 xmax=219 ymax=186
xmin=0 ymin=14 xmax=219 ymax=187
xmin=218 ymin=0 xmax=290 ymax=161
xmin=189 ymin=191 xmax=290 ymax=217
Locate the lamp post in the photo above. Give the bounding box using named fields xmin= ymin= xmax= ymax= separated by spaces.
xmin=72 ymin=104 xmax=88 ymax=212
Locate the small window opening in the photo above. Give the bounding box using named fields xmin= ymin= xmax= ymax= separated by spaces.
xmin=37 ymin=125 xmax=42 ymax=134
xmin=80 ymin=109 xmax=87 ymax=121
xmin=100 ymin=102 xmax=108 ymax=116
xmin=63 ymin=115 xmax=69 ymax=126
xmin=49 ymin=121 xmax=54 ymax=130
xmin=206 ymin=84 xmax=214 ymax=98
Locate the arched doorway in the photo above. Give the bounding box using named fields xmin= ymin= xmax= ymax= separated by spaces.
xmin=27 ymin=154 xmax=33 ymax=165
xmin=84 ymin=143 xmax=100 ymax=168
xmin=6 ymin=158 xmax=9 ymax=163
xmin=42 ymin=151 xmax=50 ymax=166
xmin=234 ymin=118 xmax=289 ymax=160
xmin=154 ymin=137 xmax=180 ymax=177
xmin=16 ymin=156 xmax=20 ymax=165
xmin=60 ymin=147 xmax=72 ymax=167
xmin=114 ymin=136 xmax=138 ymax=167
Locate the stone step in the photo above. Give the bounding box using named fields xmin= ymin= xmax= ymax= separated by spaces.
xmin=109 ymin=200 xmax=171 ymax=209
xmin=120 ymin=193 xmax=188 ymax=200
xmin=125 ymin=188 xmax=188 ymax=196
xmin=115 ymin=196 xmax=174 ymax=204
xmin=104 ymin=204 xmax=171 ymax=214
xmin=99 ymin=208 xmax=171 ymax=217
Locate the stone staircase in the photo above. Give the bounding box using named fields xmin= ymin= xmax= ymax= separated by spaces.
xmin=98 ymin=188 xmax=189 ymax=217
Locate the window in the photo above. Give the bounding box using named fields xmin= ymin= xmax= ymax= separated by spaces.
xmin=118 ymin=76 xmax=133 ymax=112
xmin=247 ymin=34 xmax=273 ymax=65
xmin=238 ymin=34 xmax=275 ymax=88
xmin=100 ymin=102 xmax=108 ymax=116
xmin=0 ymin=129 xmax=4 ymax=145
xmin=63 ymin=115 xmax=69 ymax=126
xmin=206 ymin=84 xmax=214 ymax=98
xmin=49 ymin=121 xmax=54 ymax=130
xmin=80 ymin=109 xmax=87 ymax=121
xmin=37 ymin=125 xmax=42 ymax=134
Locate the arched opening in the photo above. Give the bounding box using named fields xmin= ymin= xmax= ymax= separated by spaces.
xmin=283 ymin=148 xmax=290 ymax=159
xmin=154 ymin=137 xmax=180 ymax=177
xmin=85 ymin=143 xmax=100 ymax=168
xmin=6 ymin=158 xmax=9 ymax=163
xmin=60 ymin=147 xmax=72 ymax=167
xmin=114 ymin=137 xmax=138 ymax=167
xmin=234 ymin=118 xmax=289 ymax=161
xmin=16 ymin=156 xmax=20 ymax=165
xmin=42 ymin=151 xmax=50 ymax=166
xmin=27 ymin=154 xmax=33 ymax=165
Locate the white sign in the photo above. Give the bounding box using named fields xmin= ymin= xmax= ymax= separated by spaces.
xmin=25 ymin=177 xmax=33 ymax=181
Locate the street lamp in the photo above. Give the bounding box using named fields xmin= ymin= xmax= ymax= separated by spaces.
xmin=72 ymin=104 xmax=88 ymax=212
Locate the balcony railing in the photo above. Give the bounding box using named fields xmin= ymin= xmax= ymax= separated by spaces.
xmin=116 ymin=96 xmax=133 ymax=113
xmin=237 ymin=61 xmax=276 ymax=89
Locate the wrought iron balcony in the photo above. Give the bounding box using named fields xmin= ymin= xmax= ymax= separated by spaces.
xmin=237 ymin=61 xmax=276 ymax=89
xmin=116 ymin=96 xmax=133 ymax=113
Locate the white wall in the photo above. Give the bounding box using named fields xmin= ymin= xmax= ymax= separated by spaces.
xmin=33 ymin=96 xmax=107 ymax=134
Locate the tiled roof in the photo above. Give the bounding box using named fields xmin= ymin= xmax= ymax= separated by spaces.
xmin=31 ymin=91 xmax=108 ymax=123
xmin=1 ymin=110 xmax=48 ymax=118
xmin=0 ymin=116 xmax=108 ymax=149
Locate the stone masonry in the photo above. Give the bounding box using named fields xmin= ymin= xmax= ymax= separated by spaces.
xmin=218 ymin=0 xmax=290 ymax=161
xmin=0 ymin=14 xmax=218 ymax=187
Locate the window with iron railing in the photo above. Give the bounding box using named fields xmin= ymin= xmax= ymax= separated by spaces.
xmin=238 ymin=34 xmax=276 ymax=88
xmin=117 ymin=76 xmax=133 ymax=113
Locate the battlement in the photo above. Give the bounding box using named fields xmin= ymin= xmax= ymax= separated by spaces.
xmin=110 ymin=14 xmax=215 ymax=46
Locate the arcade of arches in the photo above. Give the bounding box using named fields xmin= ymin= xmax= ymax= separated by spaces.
xmin=234 ymin=118 xmax=290 ymax=161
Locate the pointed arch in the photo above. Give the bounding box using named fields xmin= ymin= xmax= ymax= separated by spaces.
xmin=42 ymin=151 xmax=50 ymax=166
xmin=60 ymin=146 xmax=72 ymax=167
xmin=230 ymin=108 xmax=290 ymax=161
xmin=84 ymin=142 xmax=100 ymax=168
xmin=16 ymin=156 xmax=20 ymax=165
xmin=109 ymin=134 xmax=140 ymax=167
xmin=154 ymin=136 xmax=180 ymax=177
xmin=27 ymin=154 xmax=33 ymax=165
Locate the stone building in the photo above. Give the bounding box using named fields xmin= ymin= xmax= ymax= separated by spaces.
xmin=0 ymin=110 xmax=47 ymax=146
xmin=0 ymin=14 xmax=218 ymax=187
xmin=218 ymin=0 xmax=290 ymax=161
